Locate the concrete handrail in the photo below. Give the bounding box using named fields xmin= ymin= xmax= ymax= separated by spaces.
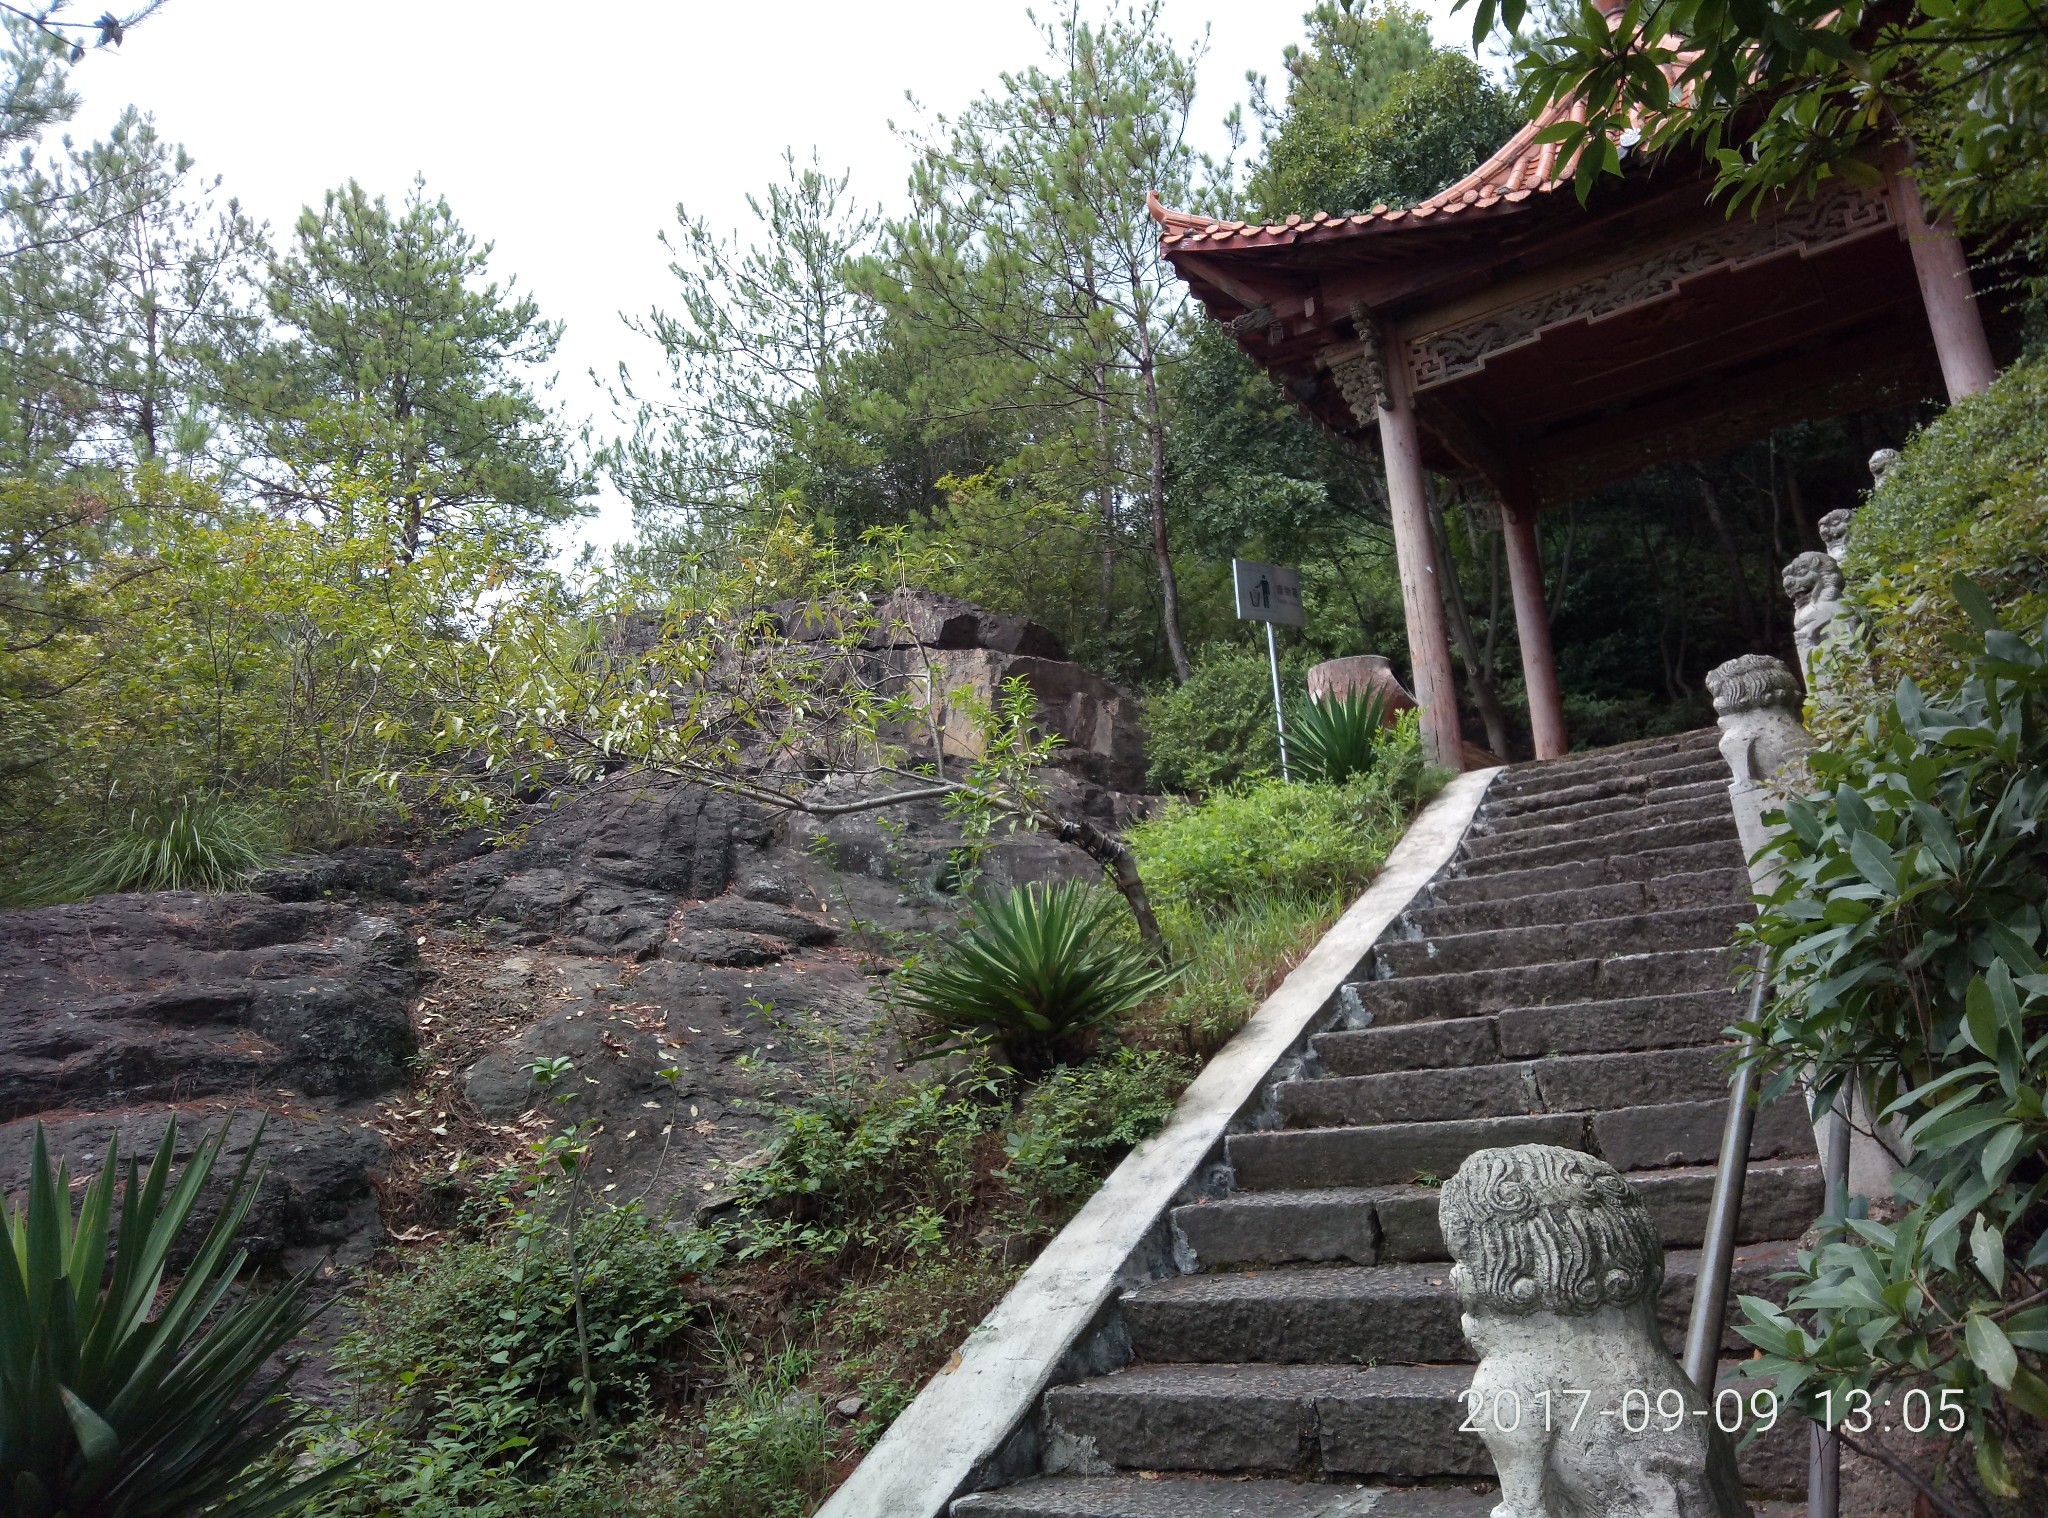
xmin=816 ymin=765 xmax=1501 ymax=1518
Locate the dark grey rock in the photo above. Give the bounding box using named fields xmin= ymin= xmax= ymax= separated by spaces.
xmin=684 ymin=896 xmax=839 ymax=944
xmin=0 ymin=893 xmax=418 ymax=1121
xmin=662 ymin=929 xmax=786 ymax=967
xmin=251 ymin=846 xmax=415 ymax=902
xmin=1172 ymin=1188 xmax=1380 ymax=1271
xmin=739 ymin=875 xmax=793 ymax=905
xmin=0 ymin=1105 xmax=388 ymax=1267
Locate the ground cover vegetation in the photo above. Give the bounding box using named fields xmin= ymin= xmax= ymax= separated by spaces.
xmin=1 ymin=0 xmax=2035 ymax=1512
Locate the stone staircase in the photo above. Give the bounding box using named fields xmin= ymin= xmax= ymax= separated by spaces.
xmin=954 ymin=730 xmax=1819 ymax=1518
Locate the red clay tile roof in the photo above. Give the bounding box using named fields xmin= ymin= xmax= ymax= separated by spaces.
xmin=1147 ymin=74 xmax=1641 ymax=253
xmin=1149 ymin=99 xmax=1583 ymax=252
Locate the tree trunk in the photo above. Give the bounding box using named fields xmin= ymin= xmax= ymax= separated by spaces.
xmin=1692 ymin=470 xmax=1758 ymax=643
xmin=1130 ymin=281 xmax=1191 ymax=684
xmin=1427 ymin=493 xmax=1514 ymax=759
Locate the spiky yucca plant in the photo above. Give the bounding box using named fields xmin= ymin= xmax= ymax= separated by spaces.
xmin=894 ymin=881 xmax=1179 ymax=1070
xmin=0 ymin=1120 xmax=342 ymax=1518
xmin=1287 ymin=689 xmax=1389 ymax=785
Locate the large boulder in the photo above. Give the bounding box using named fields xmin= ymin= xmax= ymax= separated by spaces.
xmin=0 ymin=893 xmax=418 ymax=1122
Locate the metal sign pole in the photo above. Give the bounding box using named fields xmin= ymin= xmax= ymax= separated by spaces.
xmin=1266 ymin=620 xmax=1291 ymax=782
xmin=1232 ymin=557 xmax=1305 ymax=784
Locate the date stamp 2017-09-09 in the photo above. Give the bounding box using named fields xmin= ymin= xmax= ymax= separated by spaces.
xmin=1457 ymin=1385 xmax=1969 ymax=1439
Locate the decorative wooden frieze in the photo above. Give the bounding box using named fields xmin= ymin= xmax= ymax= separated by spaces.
xmin=1406 ymin=182 xmax=1894 ymax=390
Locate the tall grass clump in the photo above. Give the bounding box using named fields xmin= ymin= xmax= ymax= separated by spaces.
xmin=30 ymin=795 xmax=282 ymax=902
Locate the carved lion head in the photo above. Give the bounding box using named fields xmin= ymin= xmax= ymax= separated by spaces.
xmin=1440 ymin=1144 xmax=1663 ymax=1318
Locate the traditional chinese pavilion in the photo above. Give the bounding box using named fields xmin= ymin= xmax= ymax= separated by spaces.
xmin=1151 ymin=90 xmax=2003 ymax=769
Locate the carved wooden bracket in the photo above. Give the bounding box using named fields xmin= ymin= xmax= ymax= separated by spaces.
xmin=1328 ymin=304 xmax=1392 ymax=424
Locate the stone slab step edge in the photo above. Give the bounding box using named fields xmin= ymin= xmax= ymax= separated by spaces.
xmin=1041 ymin=1359 xmax=1803 ymax=1491
xmin=1340 ymin=946 xmax=1738 ymax=1028
xmin=1373 ymin=901 xmax=1750 ymax=979
xmin=1170 ymin=1160 xmax=1825 ymax=1270
xmin=1454 ymin=815 xmax=1738 ymax=879
xmin=950 ymin=1475 xmax=1495 ymax=1518
xmin=1458 ymin=792 xmax=1736 ymax=862
xmin=1402 ymin=868 xmax=1751 ymax=939
xmin=1225 ymin=1095 xmax=1817 ymax=1191
xmin=1118 ymin=1243 xmax=1798 ymax=1367
xmin=1315 ymin=990 xmax=1745 ymax=1074
xmin=1427 ymin=840 xmax=1748 ymax=907
xmin=1278 ymin=1046 xmax=1738 ymax=1130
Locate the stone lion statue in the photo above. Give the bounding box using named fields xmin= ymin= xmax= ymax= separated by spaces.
xmin=1782 ymin=550 xmax=1851 ymax=682
xmin=1704 ymin=654 xmax=1810 ymax=787
xmin=1440 ymin=1145 xmax=1750 ymax=1518
xmin=1816 ymin=508 xmax=1855 ymax=564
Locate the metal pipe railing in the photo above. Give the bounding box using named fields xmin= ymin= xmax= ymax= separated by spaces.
xmin=1807 ymin=1105 xmax=1852 ymax=1518
xmin=1680 ymin=968 xmax=1767 ymax=1394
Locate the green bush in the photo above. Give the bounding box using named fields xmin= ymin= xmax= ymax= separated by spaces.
xmin=1128 ymin=711 xmax=1426 ymax=914
xmin=0 ymin=1120 xmax=341 ymax=1518
xmin=328 ymin=1197 xmax=703 ymax=1471
xmin=1143 ymin=642 xmax=1310 ymax=793
xmin=1287 ymin=688 xmax=1389 ymax=784
xmin=715 ymin=1073 xmax=999 ymax=1263
xmin=1737 ymin=593 xmax=2048 ymax=1508
xmin=999 ymin=1048 xmax=1190 ymax=1209
xmin=890 ymin=882 xmax=1180 ymax=1070
xmin=1820 ymin=356 xmax=2048 ymax=745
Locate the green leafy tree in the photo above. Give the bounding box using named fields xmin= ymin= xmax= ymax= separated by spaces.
xmin=874 ymin=0 xmax=1214 ymax=683
xmin=1249 ymin=2 xmax=1511 ymax=217
xmin=1464 ymin=0 xmax=2048 ymax=260
xmin=611 ymin=150 xmax=882 ymax=565
xmin=242 ymin=179 xmax=585 ymax=558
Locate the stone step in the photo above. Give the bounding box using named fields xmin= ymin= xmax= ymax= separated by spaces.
xmin=1405 ymin=868 xmax=1751 ymax=938
xmin=1461 ymin=794 xmax=1733 ymax=863
xmin=1429 ymin=841 xmax=1748 ymax=907
xmin=1227 ymin=1096 xmax=1814 ymax=1191
xmin=1488 ymin=732 xmax=1723 ymax=799
xmin=1373 ymin=902 xmax=1750 ymax=979
xmin=1317 ymin=990 xmax=1746 ymax=1076
xmin=1043 ymin=1358 xmax=1799 ymax=1486
xmin=1341 ymin=947 xmax=1737 ymax=1028
xmin=1281 ymin=1047 xmax=1736 ymax=1129
xmin=1119 ymin=1243 xmax=1798 ymax=1366
xmin=1043 ymin=1362 xmax=1490 ymax=1481
xmin=1473 ymin=778 xmax=1728 ymax=838
xmin=1170 ymin=1161 xmax=1825 ymax=1270
xmin=1456 ymin=814 xmax=1737 ymax=878
xmin=952 ymin=1475 xmax=1498 ymax=1518
xmin=1481 ymin=761 xmax=1728 ymax=822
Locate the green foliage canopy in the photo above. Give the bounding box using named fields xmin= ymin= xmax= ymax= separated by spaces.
xmin=1738 ymin=602 xmax=2048 ymax=1502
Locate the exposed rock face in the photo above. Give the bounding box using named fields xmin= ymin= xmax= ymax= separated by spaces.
xmin=0 ymin=893 xmax=418 ymax=1120
xmin=0 ymin=1106 xmax=389 ymax=1271
xmin=431 ymin=781 xmax=772 ymax=957
xmin=0 ymin=892 xmax=415 ymax=1265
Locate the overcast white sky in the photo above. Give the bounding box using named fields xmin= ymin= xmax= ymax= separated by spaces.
xmin=63 ymin=0 xmax=1469 ymax=552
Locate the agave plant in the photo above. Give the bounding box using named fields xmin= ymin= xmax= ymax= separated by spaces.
xmin=0 ymin=1120 xmax=343 ymax=1518
xmin=893 ymin=881 xmax=1179 ymax=1070
xmin=1287 ymin=688 xmax=1389 ymax=785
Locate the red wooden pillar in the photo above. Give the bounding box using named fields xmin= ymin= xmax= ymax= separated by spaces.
xmin=1375 ymin=336 xmax=1465 ymax=771
xmin=1888 ymin=153 xmax=1997 ymax=400
xmin=1501 ymin=492 xmax=1567 ymax=760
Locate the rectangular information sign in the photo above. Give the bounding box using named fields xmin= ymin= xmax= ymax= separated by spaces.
xmin=1232 ymin=558 xmax=1305 ymax=628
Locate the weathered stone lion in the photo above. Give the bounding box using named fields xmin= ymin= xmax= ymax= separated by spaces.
xmin=1440 ymin=1145 xmax=1750 ymax=1518
xmin=1782 ymin=550 xmax=1852 ymax=682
